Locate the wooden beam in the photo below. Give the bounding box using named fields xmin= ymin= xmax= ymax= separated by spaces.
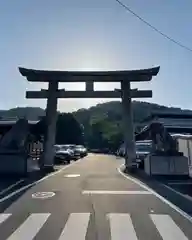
xmin=26 ymin=90 xmax=152 ymax=99
xmin=19 ymin=66 xmax=160 ymax=83
xmin=26 ymin=74 xmax=152 ymax=82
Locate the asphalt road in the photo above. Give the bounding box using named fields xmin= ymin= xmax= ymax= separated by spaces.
xmin=0 ymin=154 xmax=191 ymax=239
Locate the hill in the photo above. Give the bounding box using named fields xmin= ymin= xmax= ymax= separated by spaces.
xmin=0 ymin=101 xmax=191 ymax=150
xmin=73 ymin=100 xmax=192 ymax=129
xmin=72 ymin=101 xmax=192 ymax=150
xmin=0 ymin=107 xmax=45 ymax=121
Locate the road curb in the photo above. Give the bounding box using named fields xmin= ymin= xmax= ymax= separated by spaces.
xmin=118 ymin=164 xmax=192 ymax=223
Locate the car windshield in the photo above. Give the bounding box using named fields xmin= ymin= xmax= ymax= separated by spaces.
xmin=67 ymin=145 xmax=75 ymax=150
xmin=136 ymin=144 xmax=151 ymax=152
xmin=76 ymin=145 xmax=84 ymax=149
xmin=60 ymin=146 xmax=69 ymax=151
xmin=54 ymin=145 xmax=69 ymax=151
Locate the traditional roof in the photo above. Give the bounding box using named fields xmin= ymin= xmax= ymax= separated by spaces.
xmin=138 ymin=112 xmax=192 ymax=134
xmin=0 ymin=120 xmax=39 ymax=126
xmin=140 ymin=112 xmax=192 ymax=123
xmin=19 ymin=66 xmax=160 ymax=82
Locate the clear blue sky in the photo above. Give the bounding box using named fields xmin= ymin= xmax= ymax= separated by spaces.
xmin=0 ymin=0 xmax=192 ymax=112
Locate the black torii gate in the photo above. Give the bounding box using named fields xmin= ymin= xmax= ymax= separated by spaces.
xmin=19 ymin=66 xmax=160 ymax=172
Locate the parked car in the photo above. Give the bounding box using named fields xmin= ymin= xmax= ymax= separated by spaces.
xmin=62 ymin=144 xmax=87 ymax=159
xmin=135 ymin=141 xmax=152 ymax=169
xmin=74 ymin=145 xmax=88 ymax=158
xmin=54 ymin=145 xmax=74 ymax=164
xmin=63 ymin=145 xmax=80 ymax=159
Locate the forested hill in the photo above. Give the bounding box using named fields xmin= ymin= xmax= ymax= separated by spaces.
xmin=0 ymin=101 xmax=191 ymax=150
xmin=73 ymin=100 xmax=192 ymax=128
xmin=72 ymin=101 xmax=192 ymax=150
xmin=0 ymin=101 xmax=190 ymax=122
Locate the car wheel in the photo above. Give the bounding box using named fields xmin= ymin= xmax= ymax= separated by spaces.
xmin=64 ymin=156 xmax=71 ymax=164
xmin=54 ymin=157 xmax=62 ymax=164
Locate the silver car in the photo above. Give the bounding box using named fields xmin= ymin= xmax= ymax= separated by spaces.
xmin=54 ymin=145 xmax=74 ymax=164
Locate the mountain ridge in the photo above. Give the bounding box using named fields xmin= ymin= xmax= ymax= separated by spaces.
xmin=0 ymin=101 xmax=191 ymax=122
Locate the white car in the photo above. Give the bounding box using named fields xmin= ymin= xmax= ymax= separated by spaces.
xmin=54 ymin=145 xmax=74 ymax=164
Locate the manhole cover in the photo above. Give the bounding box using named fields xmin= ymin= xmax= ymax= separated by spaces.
xmin=64 ymin=174 xmax=80 ymax=178
xmin=32 ymin=192 xmax=55 ymax=199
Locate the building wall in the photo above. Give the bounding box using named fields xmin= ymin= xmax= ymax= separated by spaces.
xmin=177 ymin=137 xmax=192 ymax=177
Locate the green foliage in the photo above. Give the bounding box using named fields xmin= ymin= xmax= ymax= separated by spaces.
xmin=73 ymin=100 xmax=192 ymax=151
xmin=55 ymin=113 xmax=84 ymax=145
xmin=1 ymin=101 xmax=191 ymax=151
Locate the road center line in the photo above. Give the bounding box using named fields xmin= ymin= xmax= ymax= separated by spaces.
xmin=64 ymin=174 xmax=80 ymax=178
xmin=82 ymin=190 xmax=151 ymax=195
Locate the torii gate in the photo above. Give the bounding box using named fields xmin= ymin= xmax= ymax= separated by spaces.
xmin=19 ymin=66 xmax=160 ymax=172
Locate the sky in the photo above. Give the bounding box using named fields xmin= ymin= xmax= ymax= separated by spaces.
xmin=0 ymin=0 xmax=192 ymax=112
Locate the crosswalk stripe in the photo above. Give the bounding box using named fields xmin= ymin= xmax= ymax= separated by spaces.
xmin=150 ymin=214 xmax=188 ymax=240
xmin=58 ymin=213 xmax=90 ymax=240
xmin=6 ymin=213 xmax=50 ymax=240
xmin=108 ymin=213 xmax=138 ymax=240
xmin=0 ymin=212 xmax=189 ymax=240
xmin=0 ymin=214 xmax=11 ymax=224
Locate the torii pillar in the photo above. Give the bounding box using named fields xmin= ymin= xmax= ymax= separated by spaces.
xmin=41 ymin=81 xmax=58 ymax=171
xmin=121 ymin=81 xmax=137 ymax=170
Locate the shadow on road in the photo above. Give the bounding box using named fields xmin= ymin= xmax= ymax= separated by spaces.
xmin=0 ymin=163 xmax=69 ymax=213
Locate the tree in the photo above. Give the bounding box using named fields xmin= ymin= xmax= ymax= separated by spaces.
xmin=55 ymin=113 xmax=84 ymax=145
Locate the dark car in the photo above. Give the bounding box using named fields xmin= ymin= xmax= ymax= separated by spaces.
xmin=135 ymin=141 xmax=152 ymax=169
xmin=54 ymin=145 xmax=74 ymax=164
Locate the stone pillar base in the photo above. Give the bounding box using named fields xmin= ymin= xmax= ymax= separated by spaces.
xmin=40 ymin=165 xmax=55 ymax=173
xmin=124 ymin=163 xmax=138 ymax=174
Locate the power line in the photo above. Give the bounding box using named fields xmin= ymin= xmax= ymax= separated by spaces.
xmin=115 ymin=0 xmax=192 ymax=53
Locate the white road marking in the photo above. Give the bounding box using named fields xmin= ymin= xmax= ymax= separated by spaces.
xmin=6 ymin=213 xmax=50 ymax=240
xmin=0 ymin=158 xmax=82 ymax=203
xmin=118 ymin=164 xmax=192 ymax=223
xmin=64 ymin=174 xmax=80 ymax=178
xmin=0 ymin=212 xmax=190 ymax=239
xmin=0 ymin=180 xmax=24 ymax=196
xmin=162 ymin=184 xmax=192 ymax=202
xmin=32 ymin=192 xmax=55 ymax=199
xmin=0 ymin=213 xmax=11 ymax=224
xmin=82 ymin=190 xmax=151 ymax=195
xmin=108 ymin=213 xmax=138 ymax=240
xmin=58 ymin=213 xmax=90 ymax=240
xmin=150 ymin=214 xmax=188 ymax=240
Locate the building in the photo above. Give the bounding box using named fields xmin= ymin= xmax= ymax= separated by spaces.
xmin=138 ymin=112 xmax=192 ymax=134
xmin=0 ymin=120 xmax=39 ymax=135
